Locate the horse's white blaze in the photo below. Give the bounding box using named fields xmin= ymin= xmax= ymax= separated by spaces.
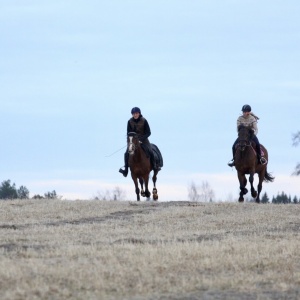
xmin=128 ymin=136 xmax=135 ymax=154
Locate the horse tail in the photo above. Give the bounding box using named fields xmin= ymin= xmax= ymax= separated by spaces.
xmin=264 ymin=167 xmax=275 ymax=183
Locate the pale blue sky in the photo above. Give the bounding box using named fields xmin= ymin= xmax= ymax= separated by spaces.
xmin=1 ymin=1 xmax=299 ymax=200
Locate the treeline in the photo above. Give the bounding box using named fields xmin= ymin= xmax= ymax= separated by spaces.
xmin=261 ymin=192 xmax=300 ymax=204
xmin=0 ymin=179 xmax=59 ymax=200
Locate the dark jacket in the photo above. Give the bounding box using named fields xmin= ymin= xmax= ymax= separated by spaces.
xmin=127 ymin=115 xmax=151 ymax=144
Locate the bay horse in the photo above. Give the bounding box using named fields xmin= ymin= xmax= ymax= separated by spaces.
xmin=234 ymin=125 xmax=274 ymax=203
xmin=127 ymin=132 xmax=160 ymax=201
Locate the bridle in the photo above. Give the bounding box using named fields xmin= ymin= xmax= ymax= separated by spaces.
xmin=238 ymin=139 xmax=251 ymax=151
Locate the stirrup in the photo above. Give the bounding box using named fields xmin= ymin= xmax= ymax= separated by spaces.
xmin=227 ymin=160 xmax=235 ymax=167
xmin=260 ymin=157 xmax=268 ymax=165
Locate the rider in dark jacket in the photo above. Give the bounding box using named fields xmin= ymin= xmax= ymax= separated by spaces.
xmin=119 ymin=107 xmax=159 ymax=177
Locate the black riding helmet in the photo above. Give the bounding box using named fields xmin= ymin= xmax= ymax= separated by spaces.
xmin=241 ymin=104 xmax=251 ymax=112
xmin=131 ymin=107 xmax=141 ymax=114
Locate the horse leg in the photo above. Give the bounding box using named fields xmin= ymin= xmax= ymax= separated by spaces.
xmin=132 ymin=175 xmax=140 ymax=201
xmin=143 ymin=173 xmax=151 ymax=199
xmin=152 ymin=170 xmax=158 ymax=201
xmin=255 ymin=170 xmax=265 ymax=203
xmin=238 ymin=172 xmax=248 ymax=202
xmin=249 ymin=172 xmax=258 ymax=199
xmin=139 ymin=178 xmax=146 ymax=197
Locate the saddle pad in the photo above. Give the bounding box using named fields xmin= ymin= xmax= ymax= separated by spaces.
xmin=151 ymin=144 xmax=163 ymax=167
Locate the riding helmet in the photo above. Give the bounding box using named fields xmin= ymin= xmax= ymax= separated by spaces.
xmin=241 ymin=104 xmax=251 ymax=112
xmin=131 ymin=107 xmax=141 ymax=114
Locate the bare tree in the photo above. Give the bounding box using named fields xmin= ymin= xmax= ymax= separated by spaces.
xmin=199 ymin=181 xmax=215 ymax=202
xmin=188 ymin=181 xmax=200 ymax=201
xmin=188 ymin=181 xmax=215 ymax=202
xmin=112 ymin=186 xmax=126 ymax=200
xmin=94 ymin=186 xmax=126 ymax=201
xmin=292 ymin=131 xmax=300 ymax=175
xmin=226 ymin=193 xmax=234 ymax=202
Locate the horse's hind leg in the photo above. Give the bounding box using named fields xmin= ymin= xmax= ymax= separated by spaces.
xmin=249 ymin=172 xmax=257 ymax=199
xmin=152 ymin=170 xmax=158 ymax=201
xmin=255 ymin=171 xmax=265 ymax=203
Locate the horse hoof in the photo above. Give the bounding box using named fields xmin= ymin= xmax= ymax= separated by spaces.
xmin=238 ymin=198 xmax=244 ymax=202
xmin=255 ymin=199 xmax=260 ymax=204
xmin=153 ymin=194 xmax=158 ymax=201
xmin=252 ymin=191 xmax=257 ymax=198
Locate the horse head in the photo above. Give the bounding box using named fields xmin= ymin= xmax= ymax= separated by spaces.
xmin=237 ymin=125 xmax=254 ymax=151
xmin=127 ymin=132 xmax=141 ymax=155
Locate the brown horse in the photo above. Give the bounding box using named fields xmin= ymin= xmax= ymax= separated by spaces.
xmin=234 ymin=125 xmax=274 ymax=203
xmin=127 ymin=132 xmax=160 ymax=201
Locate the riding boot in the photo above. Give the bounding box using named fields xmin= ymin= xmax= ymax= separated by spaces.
xmin=256 ymin=145 xmax=267 ymax=165
xmin=255 ymin=144 xmax=267 ymax=164
xmin=228 ymin=148 xmax=235 ymax=167
xmin=256 ymin=144 xmax=262 ymax=164
xmin=119 ymin=152 xmax=129 ymax=177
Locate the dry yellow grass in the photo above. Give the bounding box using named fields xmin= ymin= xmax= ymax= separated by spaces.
xmin=0 ymin=199 xmax=300 ymax=299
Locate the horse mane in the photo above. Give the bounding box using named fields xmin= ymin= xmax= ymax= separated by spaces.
xmin=238 ymin=125 xmax=254 ymax=139
xmin=238 ymin=124 xmax=247 ymax=131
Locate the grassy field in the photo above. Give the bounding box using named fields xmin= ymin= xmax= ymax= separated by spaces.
xmin=0 ymin=199 xmax=300 ymax=300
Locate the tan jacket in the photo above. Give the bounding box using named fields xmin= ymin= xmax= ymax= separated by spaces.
xmin=237 ymin=113 xmax=259 ymax=135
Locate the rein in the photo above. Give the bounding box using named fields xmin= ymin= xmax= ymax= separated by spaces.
xmin=238 ymin=140 xmax=251 ymax=147
xmin=238 ymin=139 xmax=256 ymax=155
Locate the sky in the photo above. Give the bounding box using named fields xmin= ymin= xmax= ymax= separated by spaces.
xmin=1 ymin=0 xmax=299 ymax=201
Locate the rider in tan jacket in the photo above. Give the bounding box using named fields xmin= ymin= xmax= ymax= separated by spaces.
xmin=228 ymin=104 xmax=267 ymax=167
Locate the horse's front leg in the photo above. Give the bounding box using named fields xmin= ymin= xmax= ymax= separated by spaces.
xmin=132 ymin=175 xmax=140 ymax=201
xmin=249 ymin=172 xmax=257 ymax=199
xmin=143 ymin=174 xmax=151 ymax=199
xmin=152 ymin=170 xmax=158 ymax=201
xmin=238 ymin=171 xmax=248 ymax=202
xmin=139 ymin=178 xmax=145 ymax=197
